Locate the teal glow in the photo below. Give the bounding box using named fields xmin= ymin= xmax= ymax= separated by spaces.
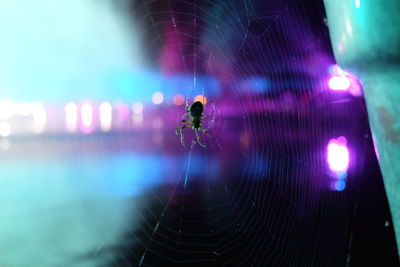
xmin=0 ymin=0 xmax=143 ymax=103
xmin=0 ymin=152 xmax=165 ymax=266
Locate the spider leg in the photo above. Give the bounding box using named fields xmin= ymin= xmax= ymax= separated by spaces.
xmin=195 ymin=129 xmax=206 ymax=148
xmin=175 ymin=113 xmax=189 ymax=135
xmin=201 ymin=103 xmax=216 ymax=119
xmin=176 ymin=120 xmax=191 ymax=135
xmin=179 ymin=124 xmax=192 ymax=149
xmin=201 ymin=127 xmax=211 ymax=138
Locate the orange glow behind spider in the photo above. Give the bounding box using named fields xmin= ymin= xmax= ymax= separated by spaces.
xmin=194 ymin=94 xmax=207 ymax=105
xmin=173 ymin=94 xmax=185 ymax=106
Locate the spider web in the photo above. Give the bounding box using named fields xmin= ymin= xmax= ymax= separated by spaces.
xmin=0 ymin=0 xmax=398 ymax=267
xmin=116 ymin=0 xmax=397 ymax=266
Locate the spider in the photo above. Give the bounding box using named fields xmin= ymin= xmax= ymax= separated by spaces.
xmin=175 ymin=96 xmax=212 ymax=149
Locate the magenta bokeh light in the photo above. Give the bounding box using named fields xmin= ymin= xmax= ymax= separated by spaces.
xmin=328 ymin=64 xmax=362 ymax=96
xmin=328 ymin=76 xmax=351 ymax=91
xmin=327 ymin=138 xmax=350 ymax=172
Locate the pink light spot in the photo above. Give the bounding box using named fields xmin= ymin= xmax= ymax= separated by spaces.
xmin=173 ymin=94 xmax=185 ymax=106
xmin=372 ymin=134 xmax=380 ymax=161
xmin=328 ymin=76 xmax=351 ymax=91
xmin=327 ymin=138 xmax=350 ymax=172
xmin=80 ymin=103 xmax=94 ymax=134
xmin=118 ymin=104 xmax=130 ymax=118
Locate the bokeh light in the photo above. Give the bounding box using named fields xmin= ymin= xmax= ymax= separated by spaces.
xmin=173 ymin=94 xmax=185 ymax=106
xmin=327 ymin=137 xmax=350 ymax=172
xmin=65 ymin=102 xmax=78 ymax=133
xmin=15 ymin=103 xmax=32 ymax=116
xmin=194 ymin=94 xmax=207 ymax=105
xmin=152 ymin=92 xmax=164 ymax=105
xmin=132 ymin=102 xmax=144 ymax=114
xmin=32 ymin=102 xmax=47 ymax=134
xmin=0 ymin=101 xmax=14 ymax=120
xmin=330 ymin=180 xmax=346 ymax=191
xmin=328 ymin=64 xmax=362 ymax=96
xmin=328 ymin=76 xmax=351 ymax=91
xmin=99 ymin=102 xmax=112 ymax=132
xmin=372 ymin=134 xmax=380 ymax=161
xmin=0 ymin=121 xmax=11 ymax=137
xmin=81 ymin=103 xmax=94 ymax=133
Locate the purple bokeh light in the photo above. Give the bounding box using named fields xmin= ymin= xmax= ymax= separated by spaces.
xmin=328 ymin=64 xmax=362 ymax=96
xmin=328 ymin=76 xmax=351 ymax=91
xmin=327 ymin=137 xmax=350 ymax=172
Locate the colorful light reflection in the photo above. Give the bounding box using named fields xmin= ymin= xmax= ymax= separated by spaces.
xmin=65 ymin=102 xmax=78 ymax=133
xmin=99 ymin=102 xmax=112 ymax=132
xmin=327 ymin=137 xmax=350 ymax=191
xmin=328 ymin=76 xmax=351 ymax=91
xmin=132 ymin=102 xmax=143 ymax=114
xmin=0 ymin=121 xmax=11 ymax=137
xmin=328 ymin=64 xmax=362 ymax=96
xmin=80 ymin=103 xmax=94 ymax=134
xmin=327 ymin=137 xmax=350 ymax=172
xmin=173 ymin=94 xmax=185 ymax=106
xmin=330 ymin=180 xmax=346 ymax=191
xmin=32 ymin=102 xmax=47 ymax=134
xmin=152 ymin=92 xmax=164 ymax=105
xmin=194 ymin=95 xmax=207 ymax=105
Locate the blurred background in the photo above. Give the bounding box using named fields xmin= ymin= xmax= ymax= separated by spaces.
xmin=0 ymin=0 xmax=398 ymax=266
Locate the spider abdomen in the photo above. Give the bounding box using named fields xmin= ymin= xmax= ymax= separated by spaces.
xmin=189 ymin=101 xmax=204 ymax=117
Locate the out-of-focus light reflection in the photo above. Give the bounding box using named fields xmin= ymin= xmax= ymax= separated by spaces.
xmin=194 ymin=94 xmax=207 ymax=105
xmin=173 ymin=94 xmax=185 ymax=106
xmin=152 ymin=92 xmax=164 ymax=105
xmin=81 ymin=103 xmax=94 ymax=133
xmin=65 ymin=102 xmax=78 ymax=133
xmin=118 ymin=104 xmax=129 ymax=118
xmin=32 ymin=102 xmax=47 ymax=134
xmin=15 ymin=103 xmax=32 ymax=116
xmin=330 ymin=180 xmax=346 ymax=191
xmin=349 ymin=82 xmax=362 ymax=96
xmin=0 ymin=121 xmax=11 ymax=137
xmin=132 ymin=102 xmax=143 ymax=114
xmin=327 ymin=137 xmax=350 ymax=172
xmin=355 ymin=0 xmax=360 ymax=8
xmin=329 ymin=64 xmax=362 ymax=96
xmin=372 ymin=134 xmax=380 ymax=161
xmin=99 ymin=102 xmax=112 ymax=132
xmin=328 ymin=76 xmax=351 ymax=91
xmin=0 ymin=101 xmax=14 ymax=120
